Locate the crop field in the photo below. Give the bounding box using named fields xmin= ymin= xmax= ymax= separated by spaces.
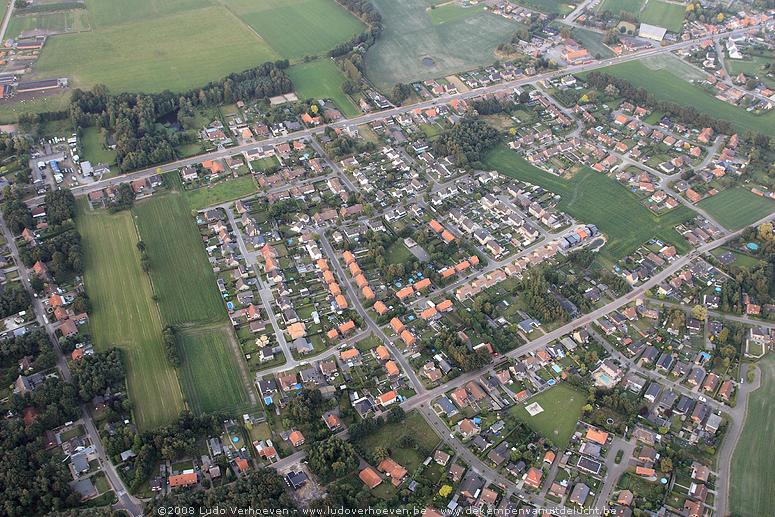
xmin=33 ymin=6 xmax=278 ymax=93
xmin=597 ymin=0 xmax=644 ymax=15
xmin=592 ymin=61 xmax=775 ymax=135
xmin=175 ymin=327 xmax=250 ymax=414
xmin=184 ymin=175 xmax=258 ymax=211
xmin=134 ymin=194 xmax=226 ymax=326
xmin=287 ymin=59 xmax=360 ymax=118
xmin=510 ymin=384 xmax=585 ymax=448
xmin=6 ymin=9 xmax=92 ymax=39
xmin=697 ymin=188 xmax=775 ymax=231
xmin=365 ymin=0 xmax=518 ymax=89
xmin=484 ymin=147 xmax=693 ymax=261
xmin=77 ymin=200 xmax=184 ymax=429
xmin=731 ymin=356 xmax=775 ymax=516
xmin=639 ymin=0 xmax=685 ymax=33
xmin=225 ymin=0 xmax=364 ymax=60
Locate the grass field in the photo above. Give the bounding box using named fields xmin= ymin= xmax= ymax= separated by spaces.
xmin=570 ymin=26 xmax=615 ymax=59
xmin=81 ymin=127 xmax=116 ymax=166
xmin=85 ymin=0 xmax=212 ymax=28
xmin=727 ymin=55 xmax=775 ymax=90
xmin=184 ymin=176 xmax=259 ymax=211
xmin=0 ymin=92 xmax=71 ymax=124
xmin=428 ymin=4 xmax=485 ymax=25
xmin=697 ymin=188 xmax=775 ymax=231
xmin=592 ymin=61 xmax=775 ymax=135
xmin=731 ymin=356 xmax=775 ymax=516
xmin=597 ymin=0 xmax=644 ymax=15
xmin=639 ymin=0 xmax=685 ymax=33
xmin=134 ymin=194 xmax=226 ymax=326
xmin=511 ymin=384 xmax=585 ymax=448
xmin=365 ymin=0 xmax=518 ymax=89
xmin=484 ymin=147 xmax=693 ymax=261
xmin=6 ymin=9 xmax=92 ymax=39
xmin=224 ymin=0 xmax=364 ymax=60
xmin=175 ymin=327 xmax=250 ymax=413
xmin=515 ymin=0 xmax=574 ymax=15
xmin=287 ymin=59 xmax=360 ymax=118
xmin=77 ymin=200 xmax=184 ymax=429
xmin=33 ymin=5 xmax=278 ymax=93
xmin=357 ymin=411 xmax=440 ymax=471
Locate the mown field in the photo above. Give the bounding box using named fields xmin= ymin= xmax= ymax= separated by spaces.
xmin=428 ymin=3 xmax=485 ymax=25
xmin=484 ymin=147 xmax=694 ymax=261
xmin=515 ymin=0 xmax=574 ymax=15
xmin=184 ymin=175 xmax=259 ymax=211
xmin=287 ymin=59 xmax=360 ymax=118
xmin=225 ymin=0 xmax=364 ymax=60
xmin=77 ymin=200 xmax=184 ymax=429
xmin=85 ymin=0 xmax=211 ymax=28
xmin=510 ymin=384 xmax=585 ymax=449
xmin=591 ymin=61 xmax=775 ymax=135
xmin=365 ymin=0 xmax=517 ymax=89
xmin=597 ymin=0 xmax=644 ymax=15
xmin=731 ymin=356 xmax=775 ymax=516
xmin=6 ymin=8 xmax=92 ymax=39
xmin=697 ymin=188 xmax=775 ymax=231
xmin=81 ymin=127 xmax=116 ymax=166
xmin=33 ymin=5 xmax=278 ymax=93
xmin=134 ymin=193 xmax=226 ymax=326
xmin=639 ymin=0 xmax=685 ymax=33
xmin=357 ymin=411 xmax=440 ymax=471
xmin=727 ymin=55 xmax=775 ymax=90
xmin=175 ymin=327 xmax=250 ymax=414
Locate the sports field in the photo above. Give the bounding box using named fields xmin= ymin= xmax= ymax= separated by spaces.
xmin=697 ymin=188 xmax=775 ymax=231
xmin=510 ymin=384 xmax=585 ymax=448
xmin=77 ymin=200 xmax=184 ymax=429
xmin=592 ymin=61 xmax=775 ymax=135
xmin=33 ymin=6 xmax=278 ymax=93
xmin=134 ymin=194 xmax=226 ymax=326
xmin=287 ymin=59 xmax=360 ymax=118
xmin=484 ymin=147 xmax=693 ymax=261
xmin=639 ymin=0 xmax=685 ymax=33
xmin=731 ymin=356 xmax=775 ymax=516
xmin=365 ymin=0 xmax=518 ymax=89
xmin=175 ymin=327 xmax=250 ymax=414
xmin=224 ymin=0 xmax=364 ymax=60
xmin=184 ymin=175 xmax=259 ymax=211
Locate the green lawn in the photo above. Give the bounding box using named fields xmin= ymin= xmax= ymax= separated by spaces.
xmin=726 ymin=55 xmax=775 ymax=90
xmin=357 ymin=411 xmax=440 ymax=471
xmin=77 ymin=200 xmax=184 ymax=430
xmin=591 ymin=61 xmax=775 ymax=135
xmin=287 ymin=59 xmax=360 ymax=118
xmin=134 ymin=193 xmax=227 ymax=326
xmin=81 ymin=127 xmax=117 ymax=166
xmin=175 ymin=327 xmax=250 ymax=414
xmin=385 ymin=240 xmax=412 ymax=265
xmin=510 ymin=384 xmax=585 ymax=448
xmin=731 ymin=356 xmax=775 ymax=516
xmin=33 ymin=5 xmax=278 ymax=93
xmin=225 ymin=0 xmax=364 ymax=60
xmin=85 ymin=0 xmax=212 ymax=28
xmin=597 ymin=0 xmax=644 ymax=15
xmin=184 ymin=176 xmax=259 ymax=211
xmin=639 ymin=0 xmax=685 ymax=33
xmin=428 ymin=4 xmax=485 ymax=25
xmin=6 ymin=8 xmax=92 ymax=39
xmin=570 ymin=26 xmax=615 ymax=59
xmin=484 ymin=147 xmax=694 ymax=261
xmin=698 ymin=188 xmax=775 ymax=231
xmin=251 ymin=156 xmax=280 ymax=172
xmin=516 ymin=0 xmax=574 ymax=15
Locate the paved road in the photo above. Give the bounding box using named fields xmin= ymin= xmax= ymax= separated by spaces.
xmin=24 ymin=25 xmax=760 ymax=210
xmin=649 ymin=298 xmax=775 ymax=330
xmin=0 ymin=215 xmax=143 ymax=517
xmin=0 ymin=1 xmax=15 ymax=44
xmin=594 ymin=436 xmax=636 ymax=510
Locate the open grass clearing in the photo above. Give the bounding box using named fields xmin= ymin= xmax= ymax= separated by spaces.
xmin=6 ymin=8 xmax=92 ymax=39
xmin=32 ymin=6 xmax=278 ymax=93
xmin=175 ymin=326 xmax=250 ymax=414
xmin=510 ymin=383 xmax=585 ymax=449
xmin=590 ymin=61 xmax=775 ymax=135
xmin=77 ymin=200 xmax=184 ymax=429
xmin=639 ymin=0 xmax=685 ymax=33
xmin=287 ymin=59 xmax=360 ymax=118
xmin=80 ymin=127 xmax=116 ymax=166
xmin=184 ymin=175 xmax=259 ymax=211
xmin=134 ymin=193 xmax=227 ymax=326
xmin=484 ymin=147 xmax=693 ymax=261
xmin=726 ymin=55 xmax=775 ymax=90
xmin=84 ymin=0 xmax=212 ymax=28
xmin=730 ymin=356 xmax=775 ymax=516
xmin=515 ymin=0 xmax=574 ymax=15
xmin=570 ymin=25 xmax=615 ymax=59
xmin=697 ymin=187 xmax=775 ymax=231
xmin=597 ymin=0 xmax=645 ymax=15
xmin=356 ymin=411 xmax=440 ymax=471
xmin=427 ymin=3 xmax=485 ymax=25
xmin=224 ymin=0 xmax=364 ymax=60
xmin=364 ymin=0 xmax=518 ymax=89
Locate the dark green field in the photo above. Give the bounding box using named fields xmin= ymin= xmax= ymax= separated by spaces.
xmin=484 ymin=147 xmax=693 ymax=261
xmin=698 ymin=188 xmax=775 ymax=231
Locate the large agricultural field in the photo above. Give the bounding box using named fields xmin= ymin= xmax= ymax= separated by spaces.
xmin=484 ymin=147 xmax=694 ymax=262
xmin=510 ymin=384 xmax=585 ymax=448
xmin=591 ymin=61 xmax=775 ymax=135
xmin=77 ymin=200 xmax=184 ymax=430
xmin=22 ymin=0 xmax=363 ymax=94
xmin=697 ymin=188 xmax=775 ymax=231
xmin=287 ymin=59 xmax=360 ymax=118
xmin=364 ymin=0 xmax=518 ymax=89
xmin=730 ymin=356 xmax=775 ymax=516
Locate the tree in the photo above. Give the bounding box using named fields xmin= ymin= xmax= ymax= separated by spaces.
xmin=44 ymin=190 xmax=76 ymax=225
xmin=691 ymin=304 xmax=708 ymax=321
xmin=660 ymin=457 xmax=673 ymax=473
